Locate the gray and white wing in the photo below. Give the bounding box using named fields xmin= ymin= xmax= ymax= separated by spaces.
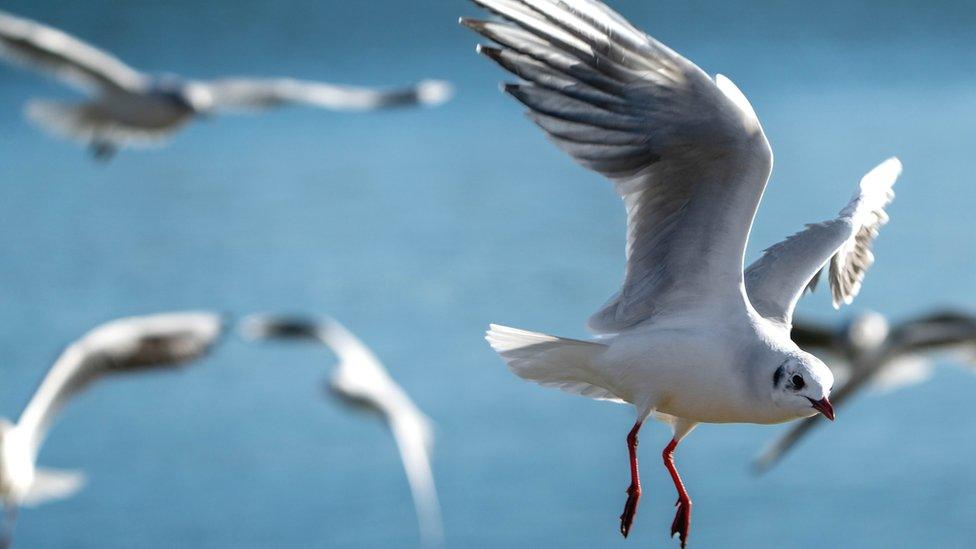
xmin=14 ymin=312 xmax=224 ymax=458
xmin=0 ymin=10 xmax=146 ymax=92
xmin=745 ymin=158 xmax=901 ymax=326
xmin=463 ymin=0 xmax=773 ymax=334
xmin=198 ymin=78 xmax=453 ymax=113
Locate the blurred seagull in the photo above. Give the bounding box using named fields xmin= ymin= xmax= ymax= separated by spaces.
xmin=753 ymin=310 xmax=976 ymax=472
xmin=0 ymin=10 xmax=453 ymax=159
xmin=241 ymin=315 xmax=443 ymax=548
xmin=0 ymin=311 xmax=225 ymax=548
xmin=463 ymin=0 xmax=902 ymax=545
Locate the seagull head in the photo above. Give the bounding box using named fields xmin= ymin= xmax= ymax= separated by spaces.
xmin=770 ymin=352 xmax=835 ymax=421
xmin=149 ymin=77 xmax=213 ymax=115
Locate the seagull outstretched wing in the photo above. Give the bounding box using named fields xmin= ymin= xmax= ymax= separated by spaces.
xmin=462 ymin=0 xmax=773 ymax=334
xmin=14 ymin=312 xmax=225 ymax=459
xmin=197 ymin=78 xmax=452 ymax=112
xmin=745 ymin=158 xmax=901 ymax=326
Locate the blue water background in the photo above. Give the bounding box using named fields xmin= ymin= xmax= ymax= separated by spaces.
xmin=0 ymin=1 xmax=974 ymax=547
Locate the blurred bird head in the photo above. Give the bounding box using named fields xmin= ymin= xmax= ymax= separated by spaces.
xmin=770 ymin=351 xmax=835 ymax=421
xmin=844 ymin=311 xmax=889 ymax=352
xmin=239 ymin=315 xmax=322 ymax=342
xmin=150 ymin=76 xmax=213 ymax=115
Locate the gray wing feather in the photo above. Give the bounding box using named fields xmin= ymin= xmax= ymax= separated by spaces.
xmin=464 ymin=0 xmax=773 ymax=334
xmin=745 ymin=158 xmax=900 ymax=326
xmin=201 ymin=78 xmax=452 ymax=112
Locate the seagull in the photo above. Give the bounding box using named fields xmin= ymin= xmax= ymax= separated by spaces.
xmin=462 ymin=0 xmax=902 ymax=545
xmin=0 ymin=10 xmax=453 ymax=159
xmin=753 ymin=310 xmax=976 ymax=472
xmin=0 ymin=311 xmax=225 ymax=548
xmin=241 ymin=315 xmax=443 ymax=548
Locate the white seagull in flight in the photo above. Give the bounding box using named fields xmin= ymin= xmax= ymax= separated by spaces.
xmin=0 ymin=311 xmax=225 ymax=548
xmin=754 ymin=310 xmax=976 ymax=472
xmin=241 ymin=315 xmax=443 ymax=548
xmin=0 ymin=9 xmax=453 ymax=159
xmin=463 ymin=0 xmax=902 ymax=545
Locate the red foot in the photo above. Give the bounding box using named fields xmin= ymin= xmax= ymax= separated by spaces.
xmin=619 ymin=421 xmax=643 ymax=538
xmin=670 ymin=496 xmax=692 ymax=548
xmin=619 ymin=482 xmax=641 ymax=537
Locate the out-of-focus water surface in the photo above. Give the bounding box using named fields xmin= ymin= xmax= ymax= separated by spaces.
xmin=0 ymin=1 xmax=974 ymax=547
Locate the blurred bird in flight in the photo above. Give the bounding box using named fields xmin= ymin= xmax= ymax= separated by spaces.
xmin=0 ymin=312 xmax=225 ymax=548
xmin=754 ymin=310 xmax=976 ymax=472
xmin=0 ymin=10 xmax=453 ymax=160
xmin=463 ymin=0 xmax=902 ymax=545
xmin=242 ymin=315 xmax=443 ymax=548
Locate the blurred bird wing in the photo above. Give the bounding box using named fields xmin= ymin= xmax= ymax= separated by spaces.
xmin=317 ymin=319 xmax=442 ymax=545
xmin=15 ymin=312 xmax=223 ymax=458
xmin=752 ymin=412 xmax=822 ymax=474
xmin=20 ymin=467 xmax=85 ymax=507
xmin=389 ymin=409 xmax=443 ymax=547
xmin=463 ymin=0 xmax=773 ymax=334
xmin=0 ymin=10 xmax=146 ymax=92
xmin=869 ymin=355 xmax=933 ymax=393
xmin=745 ymin=158 xmax=901 ymax=326
xmin=789 ymin=320 xmax=840 ymax=351
xmin=199 ymin=78 xmax=453 ymax=112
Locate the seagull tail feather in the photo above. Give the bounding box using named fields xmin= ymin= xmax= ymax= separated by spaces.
xmin=21 ymin=468 xmax=85 ymax=507
xmin=486 ymin=324 xmax=624 ymax=403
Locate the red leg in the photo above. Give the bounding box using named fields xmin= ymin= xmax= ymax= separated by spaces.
xmin=662 ymin=438 xmax=692 ymax=548
xmin=619 ymin=421 xmax=642 ymax=538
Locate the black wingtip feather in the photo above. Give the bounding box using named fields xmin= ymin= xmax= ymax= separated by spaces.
xmin=477 ymin=44 xmax=504 ymax=62
xmin=458 ymin=17 xmax=485 ymax=32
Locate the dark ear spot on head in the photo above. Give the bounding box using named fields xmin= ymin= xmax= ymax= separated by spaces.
xmin=773 ymin=363 xmax=785 ymax=386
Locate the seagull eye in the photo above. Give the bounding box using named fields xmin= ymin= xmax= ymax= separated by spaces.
xmin=791 ymin=374 xmax=805 ymax=390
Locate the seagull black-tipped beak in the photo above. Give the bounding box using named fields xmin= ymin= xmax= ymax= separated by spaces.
xmin=807 ymin=397 xmax=835 ymax=421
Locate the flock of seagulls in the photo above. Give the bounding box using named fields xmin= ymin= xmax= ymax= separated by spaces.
xmin=0 ymin=0 xmax=969 ymax=547
xmin=0 ymin=312 xmax=439 ymax=549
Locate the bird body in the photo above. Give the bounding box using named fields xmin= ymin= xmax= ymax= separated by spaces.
xmin=465 ymin=0 xmax=900 ymax=545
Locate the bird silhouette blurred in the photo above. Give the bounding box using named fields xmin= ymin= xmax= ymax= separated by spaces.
xmin=753 ymin=310 xmax=976 ymax=473
xmin=0 ymin=311 xmax=226 ymax=548
xmin=241 ymin=315 xmax=443 ymax=548
xmin=0 ymin=10 xmax=453 ymax=159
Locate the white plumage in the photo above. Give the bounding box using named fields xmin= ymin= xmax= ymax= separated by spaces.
xmin=464 ymin=0 xmax=901 ymax=546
